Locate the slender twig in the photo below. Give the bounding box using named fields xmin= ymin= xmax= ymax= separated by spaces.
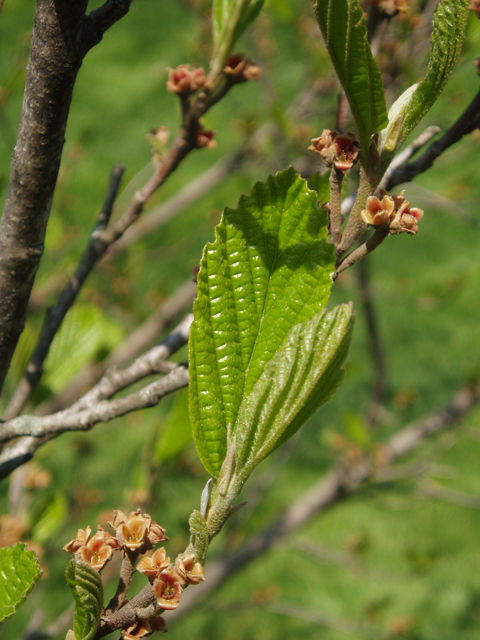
xmin=0 ymin=316 xmax=192 ymax=479
xmin=334 ymin=228 xmax=389 ymax=280
xmin=106 ymin=550 xmax=138 ymax=614
xmin=37 ymin=280 xmax=196 ymax=416
xmin=329 ymin=168 xmax=343 ymax=249
xmin=4 ymin=165 xmax=126 ymax=420
xmin=387 ymin=88 xmax=480 ymax=190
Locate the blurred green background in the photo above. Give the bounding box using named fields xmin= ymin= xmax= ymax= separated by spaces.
xmin=1 ymin=1 xmax=480 ymax=638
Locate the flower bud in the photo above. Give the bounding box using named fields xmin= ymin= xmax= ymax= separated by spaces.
xmin=224 ymin=54 xmax=261 ymax=83
xmin=166 ymin=64 xmax=206 ymax=95
xmin=309 ymin=130 xmax=360 ymax=172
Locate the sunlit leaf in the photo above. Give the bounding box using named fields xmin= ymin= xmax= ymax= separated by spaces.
xmin=189 ymin=167 xmax=335 ymax=477
xmin=0 ymin=543 xmax=42 ymax=622
xmin=233 ymin=303 xmax=354 ymax=481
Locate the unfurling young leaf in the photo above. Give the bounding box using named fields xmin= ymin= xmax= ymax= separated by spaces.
xmin=189 ymin=167 xmax=336 ymax=479
xmin=379 ymin=0 xmax=470 ymax=167
xmin=0 ymin=543 xmax=42 ymax=622
xmin=311 ymin=0 xmax=388 ymax=166
xmin=65 ymin=560 xmax=103 ymax=640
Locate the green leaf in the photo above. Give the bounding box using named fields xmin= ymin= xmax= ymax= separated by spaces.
xmin=307 ymin=171 xmax=330 ymax=203
xmin=233 ymin=303 xmax=354 ymax=481
xmin=0 ymin=543 xmax=42 ymax=622
xmin=65 ymin=560 xmax=103 ymax=640
xmin=380 ymin=0 xmax=469 ymax=163
xmin=189 ymin=167 xmax=335 ymax=477
xmin=212 ymin=0 xmax=265 ymax=72
xmin=311 ymin=0 xmax=388 ymax=163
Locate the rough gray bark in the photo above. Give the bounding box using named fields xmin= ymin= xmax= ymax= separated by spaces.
xmin=0 ymin=0 xmax=131 ymax=395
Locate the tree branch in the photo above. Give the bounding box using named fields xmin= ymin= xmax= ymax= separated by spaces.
xmin=0 ymin=316 xmax=192 ymax=480
xmin=0 ymin=0 xmax=131 ymax=397
xmin=4 ymin=164 xmax=126 ymax=420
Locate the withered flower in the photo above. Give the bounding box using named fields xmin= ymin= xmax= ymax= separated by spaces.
xmin=152 ymin=568 xmax=183 ymax=610
xmin=109 ymin=510 xmax=167 ymax=552
xmin=137 ymin=547 xmax=171 ymax=580
xmin=361 ymin=190 xmax=423 ymax=235
xmin=175 ymin=554 xmax=205 ymax=586
xmin=309 ymin=129 xmax=360 ymax=172
xmin=121 ymin=617 xmax=167 ymax=639
xmin=63 ymin=525 xmax=121 ymax=571
xmin=166 ymin=64 xmax=206 ymax=95
xmin=196 ymin=128 xmax=216 ymax=149
xmin=223 ymin=54 xmax=261 ymax=82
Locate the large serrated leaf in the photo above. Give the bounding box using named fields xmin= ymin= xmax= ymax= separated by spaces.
xmin=380 ymin=0 xmax=469 ymax=163
xmin=233 ymin=303 xmax=354 ymax=481
xmin=311 ymin=0 xmax=388 ymax=163
xmin=65 ymin=560 xmax=103 ymax=640
xmin=0 ymin=543 xmax=42 ymax=622
xmin=190 ymin=167 xmax=335 ymax=477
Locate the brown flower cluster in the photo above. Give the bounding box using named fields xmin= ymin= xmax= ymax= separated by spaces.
xmin=121 ymin=617 xmax=167 ymax=639
xmin=195 ymin=128 xmax=216 ymax=150
xmin=361 ymin=190 xmax=423 ymax=235
xmin=309 ymin=130 xmax=360 ymax=172
xmin=223 ymin=54 xmax=261 ymax=83
xmin=138 ymin=549 xmax=205 ymax=610
xmin=166 ymin=64 xmax=206 ymax=96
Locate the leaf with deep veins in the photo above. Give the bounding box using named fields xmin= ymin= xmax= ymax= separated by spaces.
xmin=311 ymin=0 xmax=388 ymax=164
xmin=189 ymin=167 xmax=337 ymax=477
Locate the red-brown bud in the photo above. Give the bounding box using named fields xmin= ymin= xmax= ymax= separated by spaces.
xmin=166 ymin=64 xmax=206 ymax=95
xmin=196 ymin=128 xmax=216 ymax=149
xmin=63 ymin=525 xmax=121 ymax=572
xmin=309 ymin=129 xmax=360 ymax=172
xmin=224 ymin=54 xmax=261 ymax=83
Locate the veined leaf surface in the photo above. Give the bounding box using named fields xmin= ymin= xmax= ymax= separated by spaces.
xmin=190 ymin=167 xmax=335 ymax=477
xmin=0 ymin=543 xmax=42 ymax=622
xmin=380 ymin=0 xmax=469 ymax=164
xmin=234 ymin=303 xmax=354 ymax=481
xmin=311 ymin=0 xmax=388 ymax=162
xmin=65 ymin=560 xmax=103 ymax=640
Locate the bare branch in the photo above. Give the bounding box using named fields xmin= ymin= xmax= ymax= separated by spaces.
xmin=4 ymin=165 xmax=126 ymax=420
xmin=387 ymin=87 xmax=480 ymax=189
xmin=38 ymin=279 xmax=196 ymax=415
xmin=0 ymin=316 xmax=192 ymax=480
xmin=82 ymin=0 xmax=132 ymax=54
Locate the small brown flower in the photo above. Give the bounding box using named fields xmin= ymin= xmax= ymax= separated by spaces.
xmin=63 ymin=525 xmax=121 ymax=571
xmin=152 ymin=568 xmax=183 ymax=610
xmin=166 ymin=64 xmax=206 ymax=95
xmin=309 ymin=130 xmax=360 ymax=172
xmin=175 ymin=554 xmax=205 ymax=586
xmin=196 ymin=128 xmax=216 ymax=149
xmin=224 ymin=54 xmax=261 ymax=82
xmin=137 ymin=548 xmax=171 ymax=580
xmin=121 ymin=618 xmax=166 ymax=639
xmin=361 ymin=190 xmax=423 ymax=235
xmin=109 ymin=510 xmax=168 ymax=552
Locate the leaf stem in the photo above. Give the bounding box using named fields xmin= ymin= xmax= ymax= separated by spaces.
xmin=329 ymin=168 xmax=343 ymax=249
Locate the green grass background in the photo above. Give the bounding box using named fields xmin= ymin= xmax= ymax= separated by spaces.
xmin=1 ymin=1 xmax=480 ymax=639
